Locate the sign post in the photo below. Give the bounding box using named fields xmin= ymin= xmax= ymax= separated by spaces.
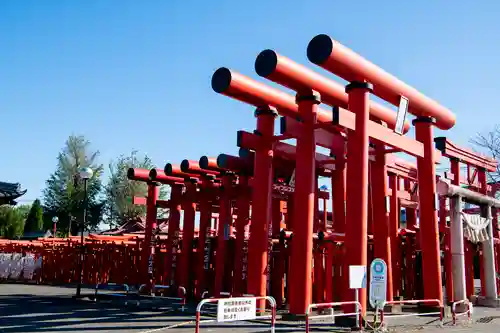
xmin=349 ymin=265 xmax=367 ymax=328
xmin=369 ymin=258 xmax=388 ymax=311
xmin=394 ymin=96 xmax=409 ymax=135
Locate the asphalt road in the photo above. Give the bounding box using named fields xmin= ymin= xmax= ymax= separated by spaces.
xmin=2 ymin=284 xmax=500 ymax=333
xmin=0 ymin=284 xmax=275 ymax=333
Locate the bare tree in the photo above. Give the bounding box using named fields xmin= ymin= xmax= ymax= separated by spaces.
xmin=470 ymin=125 xmax=500 ymax=182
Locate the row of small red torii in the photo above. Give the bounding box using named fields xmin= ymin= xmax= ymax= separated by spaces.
xmin=128 ymin=34 xmax=499 ymax=315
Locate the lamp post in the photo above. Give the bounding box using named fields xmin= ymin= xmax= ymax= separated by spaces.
xmin=52 ymin=216 xmax=59 ymax=237
xmin=68 ymin=214 xmax=72 ymax=236
xmin=75 ymin=166 xmax=93 ymax=298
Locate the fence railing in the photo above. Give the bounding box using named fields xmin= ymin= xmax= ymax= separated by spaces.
xmin=94 ymin=283 xmax=130 ymax=305
xmin=306 ymin=301 xmax=362 ymax=332
xmin=379 ymin=299 xmax=444 ymax=327
xmin=136 ymin=284 xmax=186 ymax=311
xmin=451 ymin=299 xmax=473 ymax=325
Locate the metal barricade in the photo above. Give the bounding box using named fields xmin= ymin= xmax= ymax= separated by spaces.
xmin=138 ymin=283 xmax=149 ymax=294
xmin=451 ymin=299 xmax=473 ymax=325
xmin=94 ymin=283 xmax=130 ymax=304
xmin=176 ymin=286 xmax=187 ymax=311
xmin=136 ymin=284 xmax=186 ymax=311
xmin=379 ymin=299 xmax=444 ymax=327
xmin=201 ymin=291 xmax=252 ymax=299
xmin=195 ymin=295 xmax=276 ymax=333
xmin=200 ymin=292 xmax=256 ymax=317
xmin=306 ymin=301 xmax=363 ymax=332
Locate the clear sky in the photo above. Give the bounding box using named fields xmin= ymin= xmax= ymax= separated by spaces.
xmin=1 ymin=0 xmax=499 ymax=204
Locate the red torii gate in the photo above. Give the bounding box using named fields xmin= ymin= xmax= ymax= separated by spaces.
xmin=162 ymin=162 xmax=205 ymax=292
xmin=435 ymin=137 xmax=498 ymax=300
xmin=127 ymin=168 xmax=184 ymax=288
xmin=199 ymin=154 xmax=255 ymax=297
xmin=212 ymin=33 xmax=455 ymax=315
xmin=311 ymin=34 xmax=454 ymax=313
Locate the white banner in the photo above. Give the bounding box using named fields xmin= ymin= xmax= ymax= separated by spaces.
xmin=0 ymin=252 xmax=42 ymax=280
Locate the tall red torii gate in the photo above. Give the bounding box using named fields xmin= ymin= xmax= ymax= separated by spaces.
xmin=212 ymin=33 xmax=456 ymax=315
xmin=127 ymin=168 xmax=184 ymax=288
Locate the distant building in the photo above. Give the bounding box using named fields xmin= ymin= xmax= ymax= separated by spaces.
xmin=100 ymin=217 xmax=169 ymax=235
xmin=100 ymin=217 xmax=204 ymax=238
xmin=21 ymin=230 xmax=53 ymax=240
xmin=0 ymin=182 xmax=27 ymax=205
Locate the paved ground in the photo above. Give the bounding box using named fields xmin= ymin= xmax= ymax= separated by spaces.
xmin=1 ymin=284 xmax=500 ymax=332
xmin=0 ymin=284 xmax=278 ymax=333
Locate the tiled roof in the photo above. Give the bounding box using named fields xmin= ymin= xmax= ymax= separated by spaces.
xmin=100 ymin=217 xmax=169 ymax=235
xmin=0 ymin=181 xmax=27 ymax=199
xmin=22 ymin=230 xmax=53 ymax=239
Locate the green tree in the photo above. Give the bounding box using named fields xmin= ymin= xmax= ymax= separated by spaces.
xmin=24 ymin=199 xmax=44 ymax=233
xmin=43 ymin=135 xmax=105 ymax=235
xmin=104 ymin=151 xmax=169 ymax=227
xmin=0 ymin=205 xmax=25 ymax=239
xmin=16 ymin=204 xmax=31 ymax=220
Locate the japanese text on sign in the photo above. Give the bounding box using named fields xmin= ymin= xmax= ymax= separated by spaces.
xmin=148 ymin=254 xmax=153 ymax=274
xmin=204 ymin=226 xmax=211 ymax=270
xmin=242 ymin=240 xmax=248 ymax=281
xmin=217 ymin=297 xmax=257 ymax=322
xmin=266 ymin=223 xmax=273 ymax=294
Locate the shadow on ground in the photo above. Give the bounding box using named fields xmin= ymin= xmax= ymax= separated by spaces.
xmin=0 ymin=294 xmax=189 ymax=332
xmin=0 ymin=292 xmax=449 ymax=333
xmin=0 ymin=293 xmax=292 ymax=332
xmin=4 ymin=285 xmax=494 ymax=332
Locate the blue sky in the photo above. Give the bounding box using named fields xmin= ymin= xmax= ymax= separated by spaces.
xmin=1 ymin=0 xmax=499 ymax=204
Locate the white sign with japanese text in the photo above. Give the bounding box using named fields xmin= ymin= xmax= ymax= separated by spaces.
xmin=217 ymin=297 xmax=257 ymax=322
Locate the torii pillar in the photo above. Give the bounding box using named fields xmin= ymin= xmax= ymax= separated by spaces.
xmin=247 ymin=106 xmax=277 ymax=307
xmin=371 ymin=144 xmax=393 ymax=301
xmin=450 ymin=195 xmax=466 ymax=301
xmin=414 ymin=116 xmax=443 ymax=303
xmin=482 ymin=205 xmax=498 ymax=301
xmin=344 ymin=81 xmax=372 ymax=314
xmin=288 ymin=90 xmax=319 ymax=315
xmin=142 ymin=181 xmax=159 ymax=288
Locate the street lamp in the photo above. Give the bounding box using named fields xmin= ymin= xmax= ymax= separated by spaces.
xmin=75 ymin=166 xmax=93 ymax=298
xmin=52 ymin=216 xmax=58 ymax=237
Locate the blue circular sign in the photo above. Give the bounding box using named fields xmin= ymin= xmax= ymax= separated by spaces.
xmin=374 ymin=262 xmax=384 ymax=274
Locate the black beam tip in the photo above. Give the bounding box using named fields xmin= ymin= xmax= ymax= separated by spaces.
xmin=255 ymin=49 xmax=278 ymax=78
xmin=180 ymin=159 xmax=190 ymax=172
xmin=164 ymin=163 xmax=173 ymax=175
xmin=216 ymin=154 xmax=227 ymax=168
xmin=149 ymin=168 xmax=158 ymax=179
xmin=126 ymin=168 xmax=135 ymax=179
xmin=211 ymin=67 xmax=232 ymax=93
xmin=199 ymin=156 xmax=209 ymax=169
xmin=307 ymin=34 xmax=334 ymax=65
